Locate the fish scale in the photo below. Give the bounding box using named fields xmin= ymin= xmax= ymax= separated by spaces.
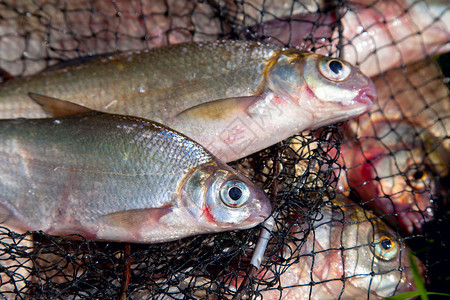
xmin=0 ymin=40 xmax=376 ymax=162
xmin=0 ymin=109 xmax=271 ymax=243
xmin=0 ymin=41 xmax=277 ymax=119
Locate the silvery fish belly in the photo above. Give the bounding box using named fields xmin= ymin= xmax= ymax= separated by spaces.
xmin=0 ymin=112 xmax=271 ymax=243
xmin=0 ymin=40 xmax=376 ymax=162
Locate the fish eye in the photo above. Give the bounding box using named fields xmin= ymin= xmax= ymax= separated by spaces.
xmin=318 ymin=58 xmax=351 ymax=82
xmin=405 ymin=166 xmax=430 ymax=190
xmin=371 ymin=234 xmax=399 ymax=261
xmin=220 ymin=180 xmax=250 ymax=208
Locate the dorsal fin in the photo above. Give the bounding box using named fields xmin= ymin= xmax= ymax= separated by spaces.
xmin=27 ymin=93 xmax=94 ymax=117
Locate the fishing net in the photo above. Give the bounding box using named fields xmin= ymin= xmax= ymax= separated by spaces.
xmin=0 ymin=0 xmax=448 ymax=299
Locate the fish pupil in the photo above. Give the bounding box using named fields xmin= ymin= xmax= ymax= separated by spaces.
xmin=381 ymin=238 xmax=392 ymax=250
xmin=413 ymin=170 xmax=424 ymax=180
xmin=228 ymin=186 xmax=242 ymax=201
xmin=329 ymin=60 xmax=343 ymax=74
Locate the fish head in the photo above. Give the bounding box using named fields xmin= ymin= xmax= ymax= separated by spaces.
xmin=344 ymin=119 xmax=447 ymax=234
xmin=337 ymin=200 xmax=423 ymax=298
xmin=180 ymin=161 xmax=271 ymax=231
xmin=266 ymin=51 xmax=376 ymax=128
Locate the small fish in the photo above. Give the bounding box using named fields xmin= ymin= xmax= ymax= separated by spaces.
xmin=0 ymin=95 xmax=272 ymax=244
xmin=339 ymin=0 xmax=450 ymax=76
xmin=337 ymin=59 xmax=449 ymax=234
xmin=0 ymin=40 xmax=376 ymax=162
xmin=258 ymin=195 xmax=422 ymax=299
xmin=340 ymin=118 xmax=448 ymax=234
xmin=369 ymin=59 xmax=450 ymax=153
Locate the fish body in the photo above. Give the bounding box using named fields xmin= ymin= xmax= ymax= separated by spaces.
xmin=339 ymin=0 xmax=450 ymax=76
xmin=0 ymin=110 xmax=271 ymax=243
xmin=0 ymin=40 xmax=376 ymax=162
xmin=340 ymin=118 xmax=448 ymax=234
xmin=0 ymin=41 xmax=279 ymax=119
xmin=369 ymin=59 xmax=450 ymax=152
xmin=338 ymin=59 xmax=449 ymax=234
xmin=258 ymin=195 xmax=421 ymax=299
xmin=1 ymin=0 xmax=447 ymax=79
xmin=211 ymin=0 xmax=322 ymax=27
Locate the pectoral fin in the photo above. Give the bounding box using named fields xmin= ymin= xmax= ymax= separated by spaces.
xmin=27 ymin=93 xmax=95 ymax=117
xmin=100 ymin=204 xmax=173 ymax=230
xmin=175 ymin=94 xmax=266 ymax=120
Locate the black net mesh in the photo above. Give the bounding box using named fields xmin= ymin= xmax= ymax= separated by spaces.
xmin=0 ymin=0 xmax=448 ymax=299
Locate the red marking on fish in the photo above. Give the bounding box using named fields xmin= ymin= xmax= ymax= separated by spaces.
xmin=203 ymin=205 xmax=216 ymax=223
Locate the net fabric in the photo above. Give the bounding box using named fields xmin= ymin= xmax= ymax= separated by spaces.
xmin=0 ymin=0 xmax=448 ymax=299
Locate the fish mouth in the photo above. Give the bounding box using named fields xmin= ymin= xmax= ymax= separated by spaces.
xmin=354 ymin=87 xmax=376 ymax=111
xmin=245 ymin=214 xmax=270 ymax=225
xmin=396 ymin=210 xmax=434 ymax=234
xmin=245 ymin=192 xmax=272 ymax=226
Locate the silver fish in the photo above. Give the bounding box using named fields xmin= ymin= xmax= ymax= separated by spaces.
xmin=0 ymin=95 xmax=272 ymax=243
xmin=0 ymin=40 xmax=376 ymax=162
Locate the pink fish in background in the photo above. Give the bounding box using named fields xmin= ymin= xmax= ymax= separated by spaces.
xmin=337 ymin=59 xmax=449 ymax=234
xmin=339 ymin=0 xmax=449 ymax=76
xmin=245 ymin=0 xmax=450 ymax=77
xmin=340 ymin=118 xmax=447 ymax=234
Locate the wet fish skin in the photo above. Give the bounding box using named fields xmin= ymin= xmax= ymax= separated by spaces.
xmin=337 ymin=59 xmax=449 ymax=234
xmin=0 ymin=110 xmax=271 ymax=243
xmin=259 ymin=195 xmax=421 ymax=299
xmin=210 ymin=0 xmax=323 ymax=27
xmin=0 ymin=40 xmax=279 ymax=119
xmin=369 ymin=59 xmax=450 ymax=152
xmin=340 ymin=0 xmax=450 ymax=76
xmin=174 ymin=50 xmax=375 ymax=161
xmin=0 ymin=40 xmax=376 ymax=162
xmin=340 ymin=119 xmax=447 ymax=234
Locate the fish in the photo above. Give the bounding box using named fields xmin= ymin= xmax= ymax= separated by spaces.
xmin=1 ymin=0 xmax=447 ymax=79
xmin=246 ymin=0 xmax=450 ymax=77
xmin=257 ymin=195 xmax=422 ymax=299
xmin=340 ymin=119 xmax=448 ymax=234
xmin=337 ymin=59 xmax=449 ymax=234
xmin=0 ymin=40 xmax=376 ymax=162
xmin=137 ymin=194 xmax=422 ymax=299
xmin=0 ymin=94 xmax=272 ymax=244
xmin=339 ymin=0 xmax=450 ymax=76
